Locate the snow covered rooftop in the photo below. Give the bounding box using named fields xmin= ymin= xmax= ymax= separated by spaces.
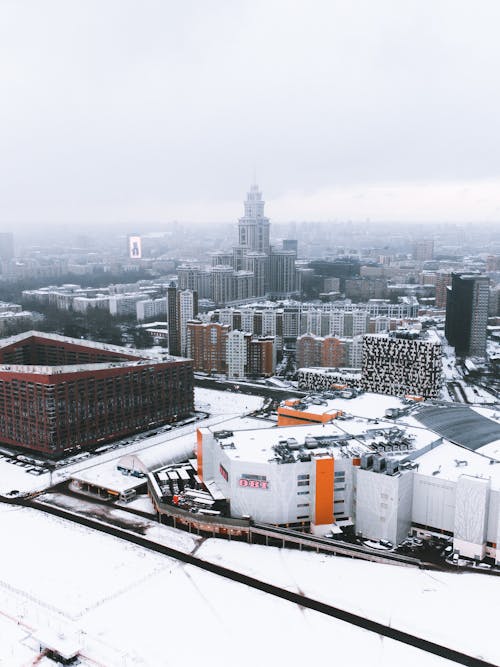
xmin=0 ymin=330 xmax=188 ymax=374
xmin=210 ymin=422 xmax=382 ymax=464
xmin=282 ymin=392 xmax=408 ymax=420
xmin=413 ymin=441 xmax=500 ymax=487
xmin=0 ymin=330 xmax=149 ymax=358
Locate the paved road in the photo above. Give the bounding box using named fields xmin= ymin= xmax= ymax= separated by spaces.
xmin=194 ymin=375 xmax=305 ymax=400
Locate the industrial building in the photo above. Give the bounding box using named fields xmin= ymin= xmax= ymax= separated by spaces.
xmin=356 ymin=441 xmax=500 ymax=562
xmin=0 ymin=331 xmax=193 ymax=457
xmin=196 ymin=422 xmax=369 ymax=529
xmin=193 ymin=413 xmax=500 ymax=563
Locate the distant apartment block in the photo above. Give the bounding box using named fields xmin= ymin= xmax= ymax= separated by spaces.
xmin=226 ymin=329 xmax=251 ymax=379
xmin=136 ymin=297 xmax=168 ymax=322
xmin=109 ymin=293 xmax=145 ymax=317
xmin=297 ymin=334 xmax=363 ymax=369
xmin=413 ymin=239 xmax=434 ymax=261
xmin=186 ymin=321 xmax=230 ymax=374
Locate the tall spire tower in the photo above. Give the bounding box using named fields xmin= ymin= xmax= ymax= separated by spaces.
xmin=238 ymin=183 xmax=270 ymax=255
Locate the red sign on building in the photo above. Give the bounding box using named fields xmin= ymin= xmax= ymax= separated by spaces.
xmin=239 ymin=478 xmax=269 ymax=490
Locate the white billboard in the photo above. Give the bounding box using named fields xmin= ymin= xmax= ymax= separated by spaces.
xmin=128 ymin=235 xmax=142 ymax=259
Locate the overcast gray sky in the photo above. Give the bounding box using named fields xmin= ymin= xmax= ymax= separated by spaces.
xmin=1 ymin=0 xmax=500 ymax=228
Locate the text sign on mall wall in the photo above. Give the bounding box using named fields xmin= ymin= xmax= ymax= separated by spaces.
xmin=239 ymin=474 xmax=269 ymax=490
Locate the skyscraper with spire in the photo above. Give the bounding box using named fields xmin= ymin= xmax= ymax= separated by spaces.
xmin=237 ymin=183 xmax=270 ymax=254
xmin=204 ymin=183 xmax=298 ymax=305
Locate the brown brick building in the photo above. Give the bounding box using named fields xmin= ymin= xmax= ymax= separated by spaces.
xmin=248 ymin=336 xmax=276 ymax=377
xmin=0 ymin=332 xmax=193 ymax=457
xmin=186 ymin=321 xmax=229 ymax=374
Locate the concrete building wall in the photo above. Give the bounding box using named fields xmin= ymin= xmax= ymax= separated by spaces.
xmin=214 ymin=449 xmax=313 ymax=525
xmin=355 ymin=468 xmax=413 ymax=545
xmin=411 ymin=473 xmax=456 ymax=534
xmin=454 ymin=476 xmax=490 ymax=559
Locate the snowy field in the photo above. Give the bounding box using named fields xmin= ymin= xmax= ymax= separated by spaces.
xmin=0 ymin=503 xmax=460 ymax=667
xmin=197 ymin=540 xmax=500 ymax=665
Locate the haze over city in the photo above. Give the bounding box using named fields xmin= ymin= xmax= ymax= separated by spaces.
xmin=1 ymin=0 xmax=500 ymax=228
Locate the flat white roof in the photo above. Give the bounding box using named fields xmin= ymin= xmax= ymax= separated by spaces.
xmin=282 ymin=392 xmax=408 ymax=420
xmin=207 ymin=409 xmax=442 ymax=465
xmin=414 ymin=441 xmax=500 ymax=487
xmin=208 ymin=422 xmax=372 ymax=464
xmin=71 ymin=460 xmax=146 ymax=492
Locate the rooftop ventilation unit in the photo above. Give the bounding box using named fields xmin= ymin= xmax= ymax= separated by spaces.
xmin=361 ymin=453 xmax=373 ymax=470
xmin=220 ymin=441 xmax=236 ymax=450
xmin=386 ymin=459 xmax=399 ymax=475
xmin=214 ymin=430 xmax=234 ymax=440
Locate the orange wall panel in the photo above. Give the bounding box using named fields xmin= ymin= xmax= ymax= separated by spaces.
xmin=196 ymin=428 xmax=203 ymax=481
xmin=277 ymin=406 xmax=341 ymax=425
xmin=277 ymin=414 xmax=312 ymax=426
xmin=315 ymin=457 xmax=334 ymax=525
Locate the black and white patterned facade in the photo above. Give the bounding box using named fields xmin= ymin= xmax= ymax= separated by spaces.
xmin=298 ymin=367 xmax=362 ymax=391
xmin=361 ymin=332 xmax=442 ymax=398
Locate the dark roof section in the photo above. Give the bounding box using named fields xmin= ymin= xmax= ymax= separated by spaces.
xmin=414 ymin=404 xmax=500 ymax=451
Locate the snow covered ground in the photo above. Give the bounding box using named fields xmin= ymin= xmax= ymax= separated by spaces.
xmin=194 ymin=386 xmax=264 ymax=415
xmin=0 ymin=503 xmax=465 ymax=667
xmin=35 ymin=492 xmax=201 ymax=553
xmin=196 ymin=539 xmax=500 ymax=665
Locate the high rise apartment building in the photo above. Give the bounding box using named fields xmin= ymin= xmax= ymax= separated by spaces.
xmin=248 ymin=336 xmax=276 ymax=376
xmin=186 ymin=320 xmax=275 ymax=378
xmin=445 ymin=273 xmax=489 ymax=357
xmin=210 ymin=266 xmax=235 ymax=305
xmin=269 ymin=249 xmax=297 ymax=297
xmin=167 ymin=286 xmax=181 ymax=356
xmin=435 ymin=272 xmax=452 ymax=309
xmin=165 ymin=287 xmax=199 ymax=357
xmin=186 ymin=321 xmax=230 ymax=374
xmin=361 ymin=331 xmax=442 ymax=398
xmin=226 ymin=329 xmax=251 ymax=379
xmin=178 ymin=290 xmax=199 ymax=356
xmin=297 ymin=334 xmax=363 ymax=369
